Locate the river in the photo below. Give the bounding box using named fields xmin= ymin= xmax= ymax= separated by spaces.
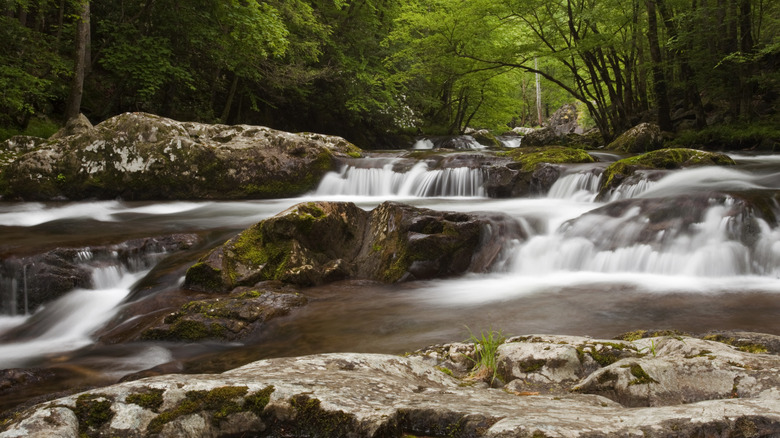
xmin=1 ymin=150 xmax=780 ymax=411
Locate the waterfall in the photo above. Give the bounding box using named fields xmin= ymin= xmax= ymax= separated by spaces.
xmin=413 ymin=139 xmax=434 ymax=150
xmin=0 ymin=269 xmax=149 ymax=368
xmin=315 ymin=162 xmax=486 ymax=197
xmin=508 ymin=196 xmax=779 ymax=277
xmin=547 ymin=171 xmax=603 ymax=201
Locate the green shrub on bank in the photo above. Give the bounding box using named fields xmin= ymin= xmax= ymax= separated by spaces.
xmin=669 ymin=122 xmax=780 ymax=151
xmin=0 ymin=118 xmax=60 ymax=142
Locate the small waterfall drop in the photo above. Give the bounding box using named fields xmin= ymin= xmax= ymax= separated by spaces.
xmin=508 ymin=196 xmax=779 ymax=278
xmin=316 ymin=162 xmax=486 ymax=197
xmin=547 ymin=171 xmax=603 ymax=201
xmin=0 ymin=268 xmax=148 ymax=368
xmin=413 ymin=139 xmax=434 ymax=150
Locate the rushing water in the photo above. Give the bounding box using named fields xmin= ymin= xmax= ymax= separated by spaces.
xmin=2 ymin=151 xmax=780 ymax=410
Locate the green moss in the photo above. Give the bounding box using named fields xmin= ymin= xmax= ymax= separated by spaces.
xmin=600 ymin=148 xmax=735 ymax=193
xmin=518 ymin=359 xmax=546 ymax=373
xmin=628 ymin=364 xmax=658 ymax=385
xmin=505 ymin=146 xmax=595 ymax=172
xmin=244 ymin=386 xmax=275 ymax=417
xmin=617 ymin=330 xmax=648 ymax=342
xmin=147 ymin=386 xmax=249 ymax=434
xmin=436 ymin=366 xmax=454 ymax=377
xmin=126 ymin=389 xmax=165 ymax=412
xmin=184 ymin=262 xmax=224 ymax=292
xmin=288 ymin=395 xmax=357 ymax=437
xmin=702 ymin=334 xmax=769 ymax=354
xmin=74 ymin=393 xmax=114 ymax=434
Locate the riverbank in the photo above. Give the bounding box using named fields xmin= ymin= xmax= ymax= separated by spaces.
xmin=2 ymin=330 xmax=780 ymax=437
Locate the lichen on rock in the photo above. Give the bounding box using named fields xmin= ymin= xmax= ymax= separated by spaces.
xmin=0 ymin=112 xmax=362 ymax=201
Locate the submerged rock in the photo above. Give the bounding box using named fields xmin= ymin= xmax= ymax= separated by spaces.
xmin=184 ymin=201 xmax=524 ymax=292
xmin=4 ymin=333 xmax=780 ymax=437
xmin=138 ymin=283 xmax=307 ymax=342
xmin=0 ymin=112 xmax=362 ymax=201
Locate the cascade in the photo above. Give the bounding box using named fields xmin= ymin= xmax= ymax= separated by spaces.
xmin=413 ymin=139 xmax=434 ymax=150
xmin=509 ymin=195 xmax=780 ymax=277
xmin=498 ymin=136 xmax=522 ymax=148
xmin=315 ymin=162 xmax=486 ymax=197
xmin=547 ymin=170 xmax=603 ymax=201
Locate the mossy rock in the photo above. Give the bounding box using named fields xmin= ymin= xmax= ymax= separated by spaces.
xmin=502 ymin=146 xmax=596 ymax=172
xmin=140 ymin=284 xmax=307 ymax=341
xmin=0 ymin=112 xmax=362 ymax=201
xmin=597 ymin=148 xmax=736 ymax=199
xmin=607 ymin=123 xmax=663 ymax=153
xmin=184 ymin=201 xmax=526 ymax=291
xmin=184 ymin=202 xmax=367 ymax=291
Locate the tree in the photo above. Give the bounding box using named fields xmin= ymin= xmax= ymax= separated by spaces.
xmin=64 ymin=0 xmax=89 ymax=121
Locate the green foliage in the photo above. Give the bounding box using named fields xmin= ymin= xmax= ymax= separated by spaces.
xmin=0 ymin=16 xmax=68 ymax=128
xmin=669 ymin=123 xmax=780 ymax=151
xmin=0 ymin=118 xmax=60 ymax=141
xmin=465 ymin=327 xmax=505 ymax=384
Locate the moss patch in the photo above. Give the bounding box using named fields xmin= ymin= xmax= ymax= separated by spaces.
xmin=146 ymin=385 xmax=273 ymax=434
xmin=502 ymin=146 xmax=595 ymax=172
xmin=74 ymin=393 xmax=115 ymax=434
xmin=628 ymin=364 xmax=659 ymax=385
xmin=286 ymin=395 xmax=358 ymax=437
xmin=702 ymin=334 xmax=769 ymax=354
xmin=126 ymin=388 xmax=165 ymax=412
xmin=599 ymin=148 xmax=735 ymax=194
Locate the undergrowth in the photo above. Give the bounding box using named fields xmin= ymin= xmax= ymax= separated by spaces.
xmin=465 ymin=327 xmax=506 ymax=384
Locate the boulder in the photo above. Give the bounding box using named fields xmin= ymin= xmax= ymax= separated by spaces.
xmin=482 ymin=146 xmax=596 ymax=197
xmin=547 ymin=103 xmax=581 ymax=136
xmin=597 ymin=147 xmax=736 ymax=200
xmin=607 ymin=122 xmax=664 ymax=153
xmin=0 ymin=112 xmax=362 ymax=201
xmin=518 ymin=127 xmax=560 ymax=146
xmin=183 ymin=201 xmax=525 ymax=292
xmin=4 ymin=334 xmax=780 ymax=437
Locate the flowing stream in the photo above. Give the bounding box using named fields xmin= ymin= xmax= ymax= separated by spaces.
xmin=1 ymin=151 xmax=780 ymax=408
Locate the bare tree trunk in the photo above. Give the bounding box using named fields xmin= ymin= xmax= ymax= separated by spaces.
xmin=64 ymin=0 xmax=89 ymax=121
xmin=221 ymin=73 xmax=239 ymax=124
xmin=645 ymin=0 xmax=673 ymax=131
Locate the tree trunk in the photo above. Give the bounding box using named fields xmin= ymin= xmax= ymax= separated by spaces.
xmin=64 ymin=0 xmax=90 ymax=122
xmin=658 ymin=0 xmax=707 ymax=128
xmin=221 ymin=73 xmax=240 ymax=124
xmin=645 ymin=0 xmax=673 ymax=131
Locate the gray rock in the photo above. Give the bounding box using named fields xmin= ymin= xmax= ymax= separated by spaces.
xmin=607 ymin=122 xmax=663 ymax=153
xmin=3 ymin=342 xmax=780 ymax=437
xmin=1 ymin=112 xmax=362 ymax=201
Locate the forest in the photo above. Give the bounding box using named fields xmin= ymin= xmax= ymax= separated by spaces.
xmin=1 ymin=0 xmax=779 ymax=148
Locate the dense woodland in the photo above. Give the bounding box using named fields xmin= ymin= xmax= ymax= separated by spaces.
xmin=1 ymin=0 xmax=778 ymax=148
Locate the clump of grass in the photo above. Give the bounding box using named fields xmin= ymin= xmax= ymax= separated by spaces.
xmin=465 ymin=327 xmax=506 ymax=384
